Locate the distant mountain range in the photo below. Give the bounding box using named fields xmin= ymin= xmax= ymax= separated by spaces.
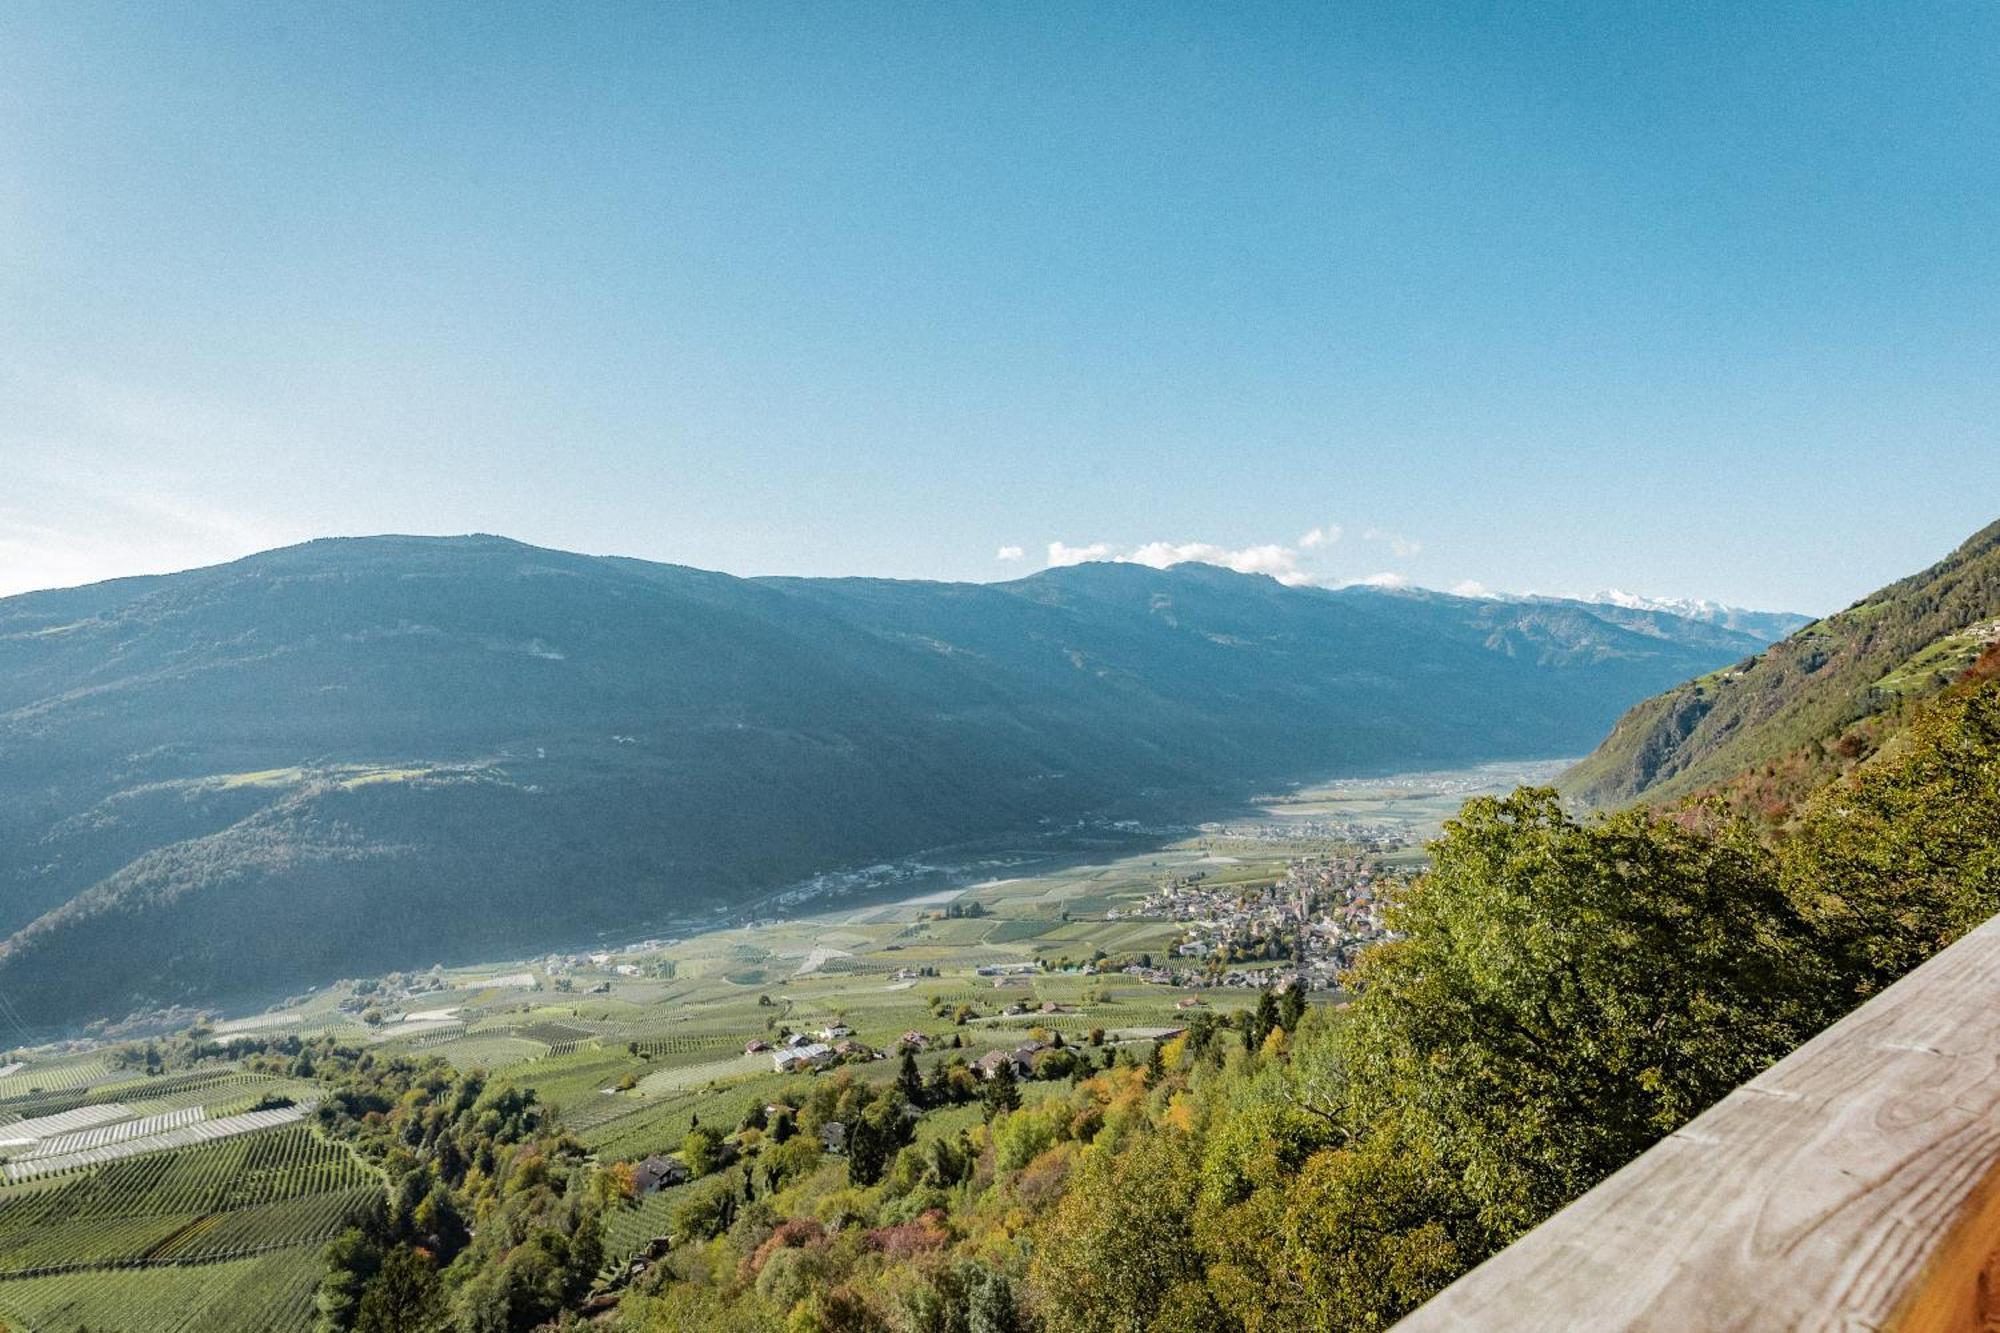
xmin=0 ymin=536 xmax=1789 ymax=1030
xmin=1565 ymin=518 xmax=2000 ymax=811
xmin=1577 ymin=591 xmax=1811 ymax=643
xmin=1446 ymin=586 xmax=1811 ymax=645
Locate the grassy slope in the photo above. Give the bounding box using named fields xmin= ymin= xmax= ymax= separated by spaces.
xmin=1563 ymin=519 xmax=2000 ymax=813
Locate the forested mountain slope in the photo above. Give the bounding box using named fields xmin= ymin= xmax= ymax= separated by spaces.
xmin=1564 ymin=519 xmax=2000 ymax=812
xmin=0 ymin=535 xmax=1775 ymax=1029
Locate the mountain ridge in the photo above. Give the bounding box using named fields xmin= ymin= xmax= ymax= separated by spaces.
xmin=0 ymin=534 xmax=1785 ymax=1030
xmin=1563 ymin=518 xmax=2000 ymax=812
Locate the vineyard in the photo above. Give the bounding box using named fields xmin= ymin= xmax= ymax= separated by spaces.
xmin=0 ymin=1088 xmax=382 ymax=1333
xmin=602 ymin=1183 xmax=694 ymax=1267
xmin=0 ymin=1121 xmax=378 ymax=1273
xmin=0 ymin=1067 xmax=268 ymax=1126
xmin=0 ymin=1248 xmax=326 ymax=1333
xmin=7 ymin=1104 xmax=316 ymax=1182
xmin=0 ymin=1058 xmax=109 ymax=1104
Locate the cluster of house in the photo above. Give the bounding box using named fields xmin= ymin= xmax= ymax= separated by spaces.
xmin=334 ymin=971 xmax=449 ymax=1017
xmin=750 ymin=1023 xmax=892 ymax=1073
xmin=540 ymin=943 xmax=675 ymax=980
xmin=1122 ymin=853 xmax=1394 ymax=990
xmin=972 ymin=1039 xmax=1052 ymax=1081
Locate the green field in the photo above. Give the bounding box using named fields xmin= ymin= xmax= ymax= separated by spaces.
xmin=0 ymin=1061 xmax=380 ymax=1333
xmin=0 ymin=759 xmax=1536 ymax=1328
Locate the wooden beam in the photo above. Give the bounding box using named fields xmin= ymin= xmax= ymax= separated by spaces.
xmin=1395 ymin=913 xmax=2000 ymax=1332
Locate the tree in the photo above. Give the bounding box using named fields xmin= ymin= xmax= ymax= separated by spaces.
xmin=682 ymin=1124 xmax=725 ymax=1177
xmin=1250 ymin=990 xmax=1279 ymax=1051
xmin=1337 ymin=788 xmax=1829 ymax=1253
xmin=1783 ymin=676 xmax=2000 ymax=998
xmin=769 ymin=1107 xmax=796 ymax=1144
xmin=412 ymin=1183 xmax=469 ymax=1263
xmin=897 ymin=1050 xmax=926 ymax=1107
xmin=353 ymin=1246 xmax=446 ymax=1333
xmin=1185 ymin=1011 xmax=1220 ymax=1063
xmin=669 ymin=1172 xmax=740 ymax=1245
xmin=1030 ymin=1128 xmax=1223 ymax=1332
xmin=1279 ymin=978 xmax=1308 ymax=1033
xmin=982 ymin=1062 xmax=1021 ymax=1121
xmin=966 ymin=1264 xmax=1028 ymax=1333
xmin=847 ymin=1096 xmax=904 ymax=1186
xmin=314 ymin=1228 xmax=381 ymax=1332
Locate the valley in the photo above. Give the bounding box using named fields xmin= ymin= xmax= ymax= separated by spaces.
xmin=0 ymin=759 xmax=1552 ymax=1331
xmin=0 ymin=535 xmax=1766 ymax=1032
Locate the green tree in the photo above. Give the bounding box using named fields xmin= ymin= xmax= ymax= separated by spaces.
xmin=982 ymin=1062 xmax=1021 ymax=1122
xmin=1338 ymin=788 xmax=1828 ymax=1254
xmin=1251 ymin=989 xmax=1279 ymax=1048
xmin=1783 ymin=676 xmax=2000 ymax=997
xmin=847 ymin=1095 xmax=904 ymax=1186
xmin=354 ymin=1246 xmax=446 ymax=1333
xmin=898 ymin=1049 xmax=926 ymax=1107
xmin=682 ymin=1124 xmax=725 ymax=1177
xmin=1278 ymin=978 xmax=1307 ymax=1032
xmin=314 ymin=1228 xmax=381 ymax=1332
xmin=1030 ymin=1128 xmax=1223 ymax=1333
xmin=769 ymin=1106 xmax=796 ymax=1143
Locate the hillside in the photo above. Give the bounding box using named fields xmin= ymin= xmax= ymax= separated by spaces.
xmin=0 ymin=536 xmax=1778 ymax=1030
xmin=1564 ymin=518 xmax=2000 ymax=810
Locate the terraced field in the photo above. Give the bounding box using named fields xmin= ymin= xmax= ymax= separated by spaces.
xmin=602 ymin=1183 xmax=696 ymax=1267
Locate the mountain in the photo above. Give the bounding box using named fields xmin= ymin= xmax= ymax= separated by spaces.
xmin=1584 ymin=590 xmax=1812 ymax=643
xmin=0 ymin=536 xmax=1780 ymax=1031
xmin=1564 ymin=519 xmax=2000 ymax=811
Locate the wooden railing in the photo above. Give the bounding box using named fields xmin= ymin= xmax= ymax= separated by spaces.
xmin=1395 ymin=913 xmax=2000 ymax=1332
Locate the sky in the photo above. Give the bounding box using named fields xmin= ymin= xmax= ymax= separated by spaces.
xmin=2 ymin=3 xmax=1996 ymax=614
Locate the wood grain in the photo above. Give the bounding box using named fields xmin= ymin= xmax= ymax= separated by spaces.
xmin=1394 ymin=913 xmax=2000 ymax=1332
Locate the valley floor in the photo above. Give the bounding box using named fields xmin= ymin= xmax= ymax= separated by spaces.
xmin=0 ymin=758 xmax=1567 ymax=1331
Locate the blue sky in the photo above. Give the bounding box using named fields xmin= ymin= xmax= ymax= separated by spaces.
xmin=2 ymin=3 xmax=1995 ymax=613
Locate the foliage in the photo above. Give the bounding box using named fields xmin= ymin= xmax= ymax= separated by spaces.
xmin=1568 ymin=517 xmax=2000 ymax=812
xmin=1782 ymin=672 xmax=2000 ymax=997
xmin=241 ymin=1036 xmax=609 ymax=1333
xmin=596 ymin=678 xmax=2000 ymax=1331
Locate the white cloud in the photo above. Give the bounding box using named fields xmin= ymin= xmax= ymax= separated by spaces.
xmin=1363 ymin=527 xmax=1423 ymax=559
xmin=1298 ymin=524 xmax=1341 ymax=550
xmin=1036 ymin=522 xmax=1434 ymax=592
xmin=995 ymin=545 xmax=1025 ymax=561
xmin=1036 ymin=536 xmax=1327 ymax=588
xmin=1124 ymin=540 xmax=1313 ymax=586
xmin=1450 ymin=579 xmax=1500 ymax=599
xmin=1046 ymin=540 xmax=1115 ymax=567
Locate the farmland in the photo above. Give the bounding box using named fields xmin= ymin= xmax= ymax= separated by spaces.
xmin=0 ymin=1056 xmax=378 ymax=1333
xmin=0 ymin=760 xmax=1543 ymax=1329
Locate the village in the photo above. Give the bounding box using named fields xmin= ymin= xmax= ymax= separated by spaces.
xmin=1112 ymin=851 xmax=1396 ymax=991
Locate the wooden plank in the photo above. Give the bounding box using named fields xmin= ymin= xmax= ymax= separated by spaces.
xmin=1395 ymin=913 xmax=2000 ymax=1332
